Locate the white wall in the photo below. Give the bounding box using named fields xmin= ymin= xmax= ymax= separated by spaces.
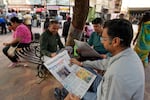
xmin=121 ymin=0 xmax=150 ymax=12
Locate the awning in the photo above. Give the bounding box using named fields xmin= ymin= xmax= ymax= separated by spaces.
xmin=36 ymin=8 xmax=46 ymax=12
xmin=47 ymin=6 xmax=59 ymax=10
xmin=129 ymin=7 xmax=150 ymax=11
xmin=8 ymin=5 xmax=32 ymax=11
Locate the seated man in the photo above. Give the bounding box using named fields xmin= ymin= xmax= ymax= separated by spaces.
xmin=76 ymin=18 xmax=109 ymax=60
xmin=88 ymin=18 xmax=108 ymax=58
xmin=40 ymin=20 xmax=64 ymax=58
xmin=63 ymin=19 xmax=145 ymax=100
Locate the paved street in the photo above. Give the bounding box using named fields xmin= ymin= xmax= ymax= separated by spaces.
xmin=0 ymin=27 xmax=150 ymax=100
xmin=0 ymin=27 xmax=62 ymax=100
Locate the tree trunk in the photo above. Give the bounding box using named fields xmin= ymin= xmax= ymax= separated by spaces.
xmin=66 ymin=0 xmax=89 ymax=47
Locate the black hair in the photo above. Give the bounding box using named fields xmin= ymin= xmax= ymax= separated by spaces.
xmin=104 ymin=19 xmax=133 ymax=47
xmin=140 ymin=11 xmax=150 ymax=23
xmin=119 ymin=13 xmax=125 ymax=19
xmin=85 ymin=22 xmax=89 ymax=25
xmin=92 ymin=18 xmax=104 ymax=25
xmin=10 ymin=17 xmax=21 ymax=23
xmin=7 ymin=22 xmax=12 ymax=26
xmin=67 ymin=17 xmax=71 ymax=21
xmin=49 ymin=20 xmax=59 ymax=26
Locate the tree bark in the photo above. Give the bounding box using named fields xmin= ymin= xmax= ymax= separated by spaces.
xmin=66 ymin=0 xmax=89 ymax=47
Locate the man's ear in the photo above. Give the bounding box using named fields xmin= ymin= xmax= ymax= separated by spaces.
xmin=112 ymin=37 xmax=121 ymax=47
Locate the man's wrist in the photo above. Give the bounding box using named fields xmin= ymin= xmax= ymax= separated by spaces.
xmin=80 ymin=62 xmax=83 ymax=66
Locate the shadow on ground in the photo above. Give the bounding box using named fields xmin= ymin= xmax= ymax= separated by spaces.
xmin=0 ymin=61 xmax=62 ymax=100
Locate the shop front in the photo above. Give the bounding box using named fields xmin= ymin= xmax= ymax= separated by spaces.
xmin=8 ymin=5 xmax=32 ymax=12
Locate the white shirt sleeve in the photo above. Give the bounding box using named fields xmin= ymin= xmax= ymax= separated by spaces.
xmin=82 ymin=58 xmax=109 ymax=70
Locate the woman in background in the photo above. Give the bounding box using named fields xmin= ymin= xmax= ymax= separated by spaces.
xmin=3 ymin=17 xmax=31 ymax=67
xmin=133 ymin=11 xmax=150 ymax=67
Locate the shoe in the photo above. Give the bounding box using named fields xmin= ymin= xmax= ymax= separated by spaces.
xmin=54 ymin=88 xmax=62 ymax=100
xmin=23 ymin=63 xmax=28 ymax=67
xmin=8 ymin=62 xmax=17 ymax=67
xmin=61 ymin=88 xmax=68 ymax=99
xmin=17 ymin=59 xmax=28 ymax=67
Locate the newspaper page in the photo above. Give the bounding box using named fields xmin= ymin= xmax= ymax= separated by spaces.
xmin=44 ymin=50 xmax=96 ymax=98
xmin=74 ymin=39 xmax=100 ymax=58
xmin=44 ymin=50 xmax=71 ymax=66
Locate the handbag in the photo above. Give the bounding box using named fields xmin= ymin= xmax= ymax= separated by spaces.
xmin=7 ymin=43 xmax=20 ymax=57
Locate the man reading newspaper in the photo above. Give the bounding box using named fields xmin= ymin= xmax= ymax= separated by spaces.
xmin=64 ymin=19 xmax=145 ymax=100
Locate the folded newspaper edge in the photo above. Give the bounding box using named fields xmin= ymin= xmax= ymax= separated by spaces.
xmin=74 ymin=39 xmax=100 ymax=57
xmin=44 ymin=50 xmax=96 ymax=98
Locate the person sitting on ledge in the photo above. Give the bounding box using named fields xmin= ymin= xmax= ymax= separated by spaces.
xmin=3 ymin=17 xmax=31 ymax=67
xmin=40 ymin=20 xmax=64 ymax=58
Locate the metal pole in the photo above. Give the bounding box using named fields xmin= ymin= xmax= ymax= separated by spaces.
xmin=45 ymin=0 xmax=47 ymax=12
xmin=69 ymin=0 xmax=71 ymax=14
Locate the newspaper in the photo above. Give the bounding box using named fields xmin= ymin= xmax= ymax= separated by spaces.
xmin=74 ymin=39 xmax=100 ymax=58
xmin=44 ymin=50 xmax=96 ymax=98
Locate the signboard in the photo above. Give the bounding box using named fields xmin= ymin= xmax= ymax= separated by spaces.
xmin=8 ymin=0 xmax=41 ymax=5
xmin=47 ymin=0 xmax=56 ymax=5
xmin=47 ymin=0 xmax=69 ymax=6
xmin=26 ymin=0 xmax=41 ymax=4
xmin=57 ymin=0 xmax=69 ymax=5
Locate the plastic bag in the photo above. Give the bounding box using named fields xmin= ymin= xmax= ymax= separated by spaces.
xmin=7 ymin=46 xmax=17 ymax=57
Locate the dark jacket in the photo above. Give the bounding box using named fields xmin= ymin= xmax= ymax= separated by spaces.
xmin=62 ymin=21 xmax=71 ymax=37
xmin=40 ymin=30 xmax=64 ymax=56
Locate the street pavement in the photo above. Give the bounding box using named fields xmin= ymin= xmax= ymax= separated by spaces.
xmin=0 ymin=27 xmax=150 ymax=100
xmin=0 ymin=27 xmax=62 ymax=100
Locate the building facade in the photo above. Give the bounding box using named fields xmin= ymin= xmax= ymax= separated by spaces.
xmin=3 ymin=0 xmax=122 ymax=20
xmin=0 ymin=0 xmax=5 ymax=12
